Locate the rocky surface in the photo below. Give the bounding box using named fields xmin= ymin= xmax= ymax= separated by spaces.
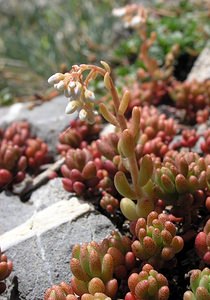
xmin=0 ymin=39 xmax=210 ymax=299
xmin=187 ymin=45 xmax=210 ymax=82
xmin=0 ymin=178 xmax=115 ymax=300
xmin=0 ymin=94 xmax=115 ymax=300
xmin=2 ymin=212 xmax=114 ymax=300
xmin=0 ymin=192 xmax=34 ymax=235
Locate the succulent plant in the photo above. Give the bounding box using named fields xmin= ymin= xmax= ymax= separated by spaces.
xmin=61 ymin=146 xmax=116 ymax=196
xmin=69 ymin=230 xmax=136 ymax=298
xmin=113 ymin=4 xmax=179 ymax=110
xmin=25 ymin=138 xmax=48 ymax=169
xmin=0 ymin=248 xmax=13 ymax=295
xmin=201 ymin=129 xmax=210 ymax=154
xmin=153 ymin=151 xmax=210 ymax=227
xmin=70 ymin=240 xmax=118 ymax=298
xmin=0 ymin=121 xmax=49 ymax=189
xmin=96 ymin=133 xmax=119 ymax=162
xmin=131 ymin=211 xmax=184 ymax=268
xmin=44 ymin=282 xmax=77 ymax=300
xmin=3 ymin=121 xmax=31 ymax=147
xmin=45 ymin=3 xmax=210 ymax=299
xmin=81 ymin=292 xmax=111 ymax=300
xmin=61 ymin=147 xmax=99 ymax=195
xmin=195 ymin=219 xmax=210 ymax=265
xmin=57 ymin=116 xmax=102 ymax=155
xmin=169 ymin=79 xmax=210 ymax=124
xmin=183 ymin=268 xmax=210 ymax=300
xmin=172 ymin=129 xmax=199 ymax=150
xmin=100 ymin=192 xmax=119 ymax=214
xmin=125 ymin=264 xmax=169 ymax=300
xmin=0 ymin=142 xmax=26 ymax=188
xmin=106 ymin=231 xmax=135 ymax=280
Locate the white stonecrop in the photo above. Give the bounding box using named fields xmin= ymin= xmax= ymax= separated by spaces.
xmin=48 ymin=72 xmax=97 ymax=124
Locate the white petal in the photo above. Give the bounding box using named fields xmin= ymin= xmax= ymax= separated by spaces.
xmin=130 ymin=16 xmax=142 ymax=27
xmin=112 ymin=7 xmax=126 ymax=17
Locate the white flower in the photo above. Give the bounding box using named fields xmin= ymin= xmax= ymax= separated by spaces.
xmin=112 ymin=7 xmax=126 ymax=17
xmin=48 ymin=71 xmax=97 ymax=124
xmin=130 ymin=15 xmax=142 ymax=28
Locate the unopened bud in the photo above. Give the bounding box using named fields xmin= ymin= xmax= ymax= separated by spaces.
xmin=65 ymin=101 xmax=79 ymax=114
xmin=48 ymin=73 xmax=64 ymax=84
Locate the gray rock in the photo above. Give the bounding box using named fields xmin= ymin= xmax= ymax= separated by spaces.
xmin=0 ymin=192 xmax=34 ymax=235
xmin=29 ymin=177 xmax=74 ymax=211
xmin=0 ymin=178 xmax=73 ymax=236
xmin=0 ymin=177 xmax=115 ymax=300
xmin=3 ymin=212 xmax=115 ymax=300
xmin=187 ymin=45 xmax=210 ymax=82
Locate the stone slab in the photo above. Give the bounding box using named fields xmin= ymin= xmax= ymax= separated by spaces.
xmin=2 ymin=212 xmax=115 ymax=300
xmin=0 ymin=197 xmax=92 ymax=252
xmin=0 ymin=178 xmax=73 ymax=236
xmin=0 ymin=192 xmax=34 ymax=236
xmin=187 ymin=45 xmax=210 ymax=82
xmin=29 ymin=177 xmax=74 ymax=212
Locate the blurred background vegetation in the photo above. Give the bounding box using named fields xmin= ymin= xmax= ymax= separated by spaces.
xmin=0 ymin=0 xmax=209 ymax=105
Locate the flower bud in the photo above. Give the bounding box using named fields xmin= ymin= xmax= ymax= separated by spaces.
xmin=65 ymin=100 xmax=79 ymax=114
xmin=48 ymin=73 xmax=64 ymax=84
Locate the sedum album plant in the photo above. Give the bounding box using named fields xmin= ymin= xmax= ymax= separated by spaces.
xmin=48 ymin=61 xmax=158 ymax=220
xmin=183 ymin=268 xmax=210 ymax=300
xmin=46 ymin=5 xmax=210 ymax=298
xmin=48 ymin=60 xmax=210 ymax=227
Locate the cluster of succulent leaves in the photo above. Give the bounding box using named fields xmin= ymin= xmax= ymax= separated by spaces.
xmin=44 ymin=60 xmax=210 ymax=300
xmin=1 ymin=2 xmax=210 ymax=299
xmin=45 ymin=26 xmax=210 ymax=300
xmin=0 ymin=121 xmax=49 ymax=190
xmin=0 ymin=248 xmax=12 ymax=295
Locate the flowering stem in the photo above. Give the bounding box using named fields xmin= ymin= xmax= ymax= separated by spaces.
xmin=82 ymin=64 xmax=127 ymax=131
xmin=128 ymin=154 xmax=142 ymax=199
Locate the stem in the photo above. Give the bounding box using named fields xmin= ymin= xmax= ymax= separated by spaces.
xmin=128 ymin=154 xmax=142 ymax=199
xmin=81 ymin=63 xmax=141 ymax=199
xmin=82 ymin=64 xmax=127 ymax=131
xmin=84 ymin=69 xmax=96 ymax=86
xmin=109 ymin=78 xmax=127 ymax=131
